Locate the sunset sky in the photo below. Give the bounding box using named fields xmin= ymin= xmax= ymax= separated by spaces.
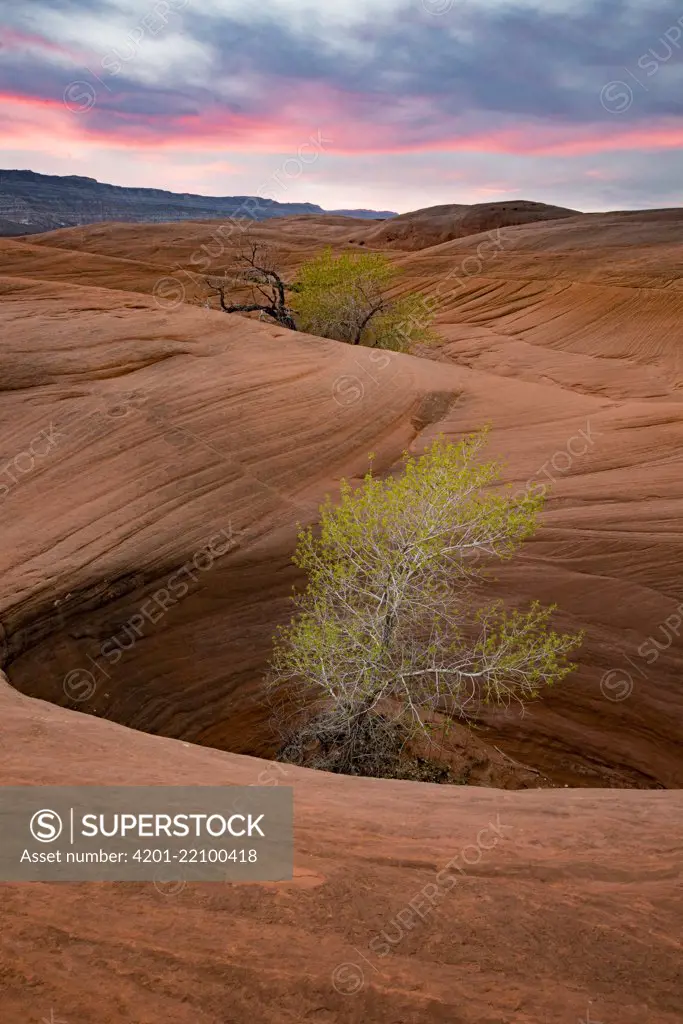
xmin=1 ymin=0 xmax=682 ymax=213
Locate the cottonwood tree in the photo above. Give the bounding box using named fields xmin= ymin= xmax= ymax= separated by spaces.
xmin=205 ymin=240 xmax=298 ymax=330
xmin=269 ymin=429 xmax=582 ymax=777
xmin=292 ymin=248 xmax=436 ymax=351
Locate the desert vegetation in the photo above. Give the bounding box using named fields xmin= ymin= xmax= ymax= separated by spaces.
xmin=205 ymin=240 xmax=298 ymax=330
xmin=3 ymin=193 xmax=682 ymax=1024
xmin=269 ymin=429 xmax=582 ymax=779
xmin=206 ymin=241 xmax=435 ymax=351
xmin=291 ymin=247 xmax=436 ymax=350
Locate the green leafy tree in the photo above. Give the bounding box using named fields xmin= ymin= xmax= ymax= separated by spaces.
xmin=292 ymin=247 xmax=436 ymax=351
xmin=269 ymin=429 xmax=583 ymax=777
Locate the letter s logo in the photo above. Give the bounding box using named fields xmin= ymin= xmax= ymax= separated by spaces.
xmin=30 ymin=809 xmax=63 ymax=842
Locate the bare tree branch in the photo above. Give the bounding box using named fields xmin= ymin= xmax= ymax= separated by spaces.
xmin=204 ymin=236 xmax=298 ymax=331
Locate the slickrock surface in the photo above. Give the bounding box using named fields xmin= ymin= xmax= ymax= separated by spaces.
xmin=359 ymin=199 xmax=580 ymax=250
xmin=1 ymin=205 xmax=682 ymax=1023
xmin=2 ymin=207 xmax=683 ymax=784
xmin=1 ymin=675 xmax=682 ymax=1024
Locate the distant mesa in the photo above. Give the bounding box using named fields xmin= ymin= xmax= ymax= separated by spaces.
xmin=62 ymin=174 xmax=99 ymax=184
xmin=0 ymin=169 xmax=396 ymax=235
xmin=328 ymin=208 xmax=397 ymax=220
xmin=0 ymin=171 xmax=576 ymax=243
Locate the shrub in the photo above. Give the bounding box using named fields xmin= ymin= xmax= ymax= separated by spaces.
xmin=292 ymin=247 xmax=437 ymax=351
xmin=269 ymin=429 xmax=583 ymax=777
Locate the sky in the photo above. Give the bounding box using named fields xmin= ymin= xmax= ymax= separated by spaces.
xmin=1 ymin=0 xmax=682 ymax=213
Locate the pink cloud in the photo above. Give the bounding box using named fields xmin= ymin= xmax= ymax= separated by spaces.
xmin=0 ymin=27 xmax=87 ymax=63
xmin=3 ymin=83 xmax=683 ymax=161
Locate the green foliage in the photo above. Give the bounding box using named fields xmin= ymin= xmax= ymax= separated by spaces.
xmin=370 ymin=290 xmax=438 ymax=352
xmin=270 ymin=430 xmax=583 ymax=776
xmin=291 ymin=247 xmax=437 ymax=351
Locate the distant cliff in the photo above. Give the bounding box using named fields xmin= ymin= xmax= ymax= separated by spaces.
xmin=328 ymin=208 xmax=397 ymax=219
xmin=0 ymin=170 xmax=396 ymax=235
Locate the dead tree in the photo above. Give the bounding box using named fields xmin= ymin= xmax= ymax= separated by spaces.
xmin=205 ymin=241 xmax=298 ymax=331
